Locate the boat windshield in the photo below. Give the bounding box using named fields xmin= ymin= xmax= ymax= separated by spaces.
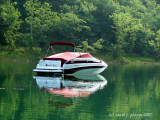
xmin=45 ymin=44 xmax=76 ymax=57
xmin=52 ymin=45 xmax=75 ymax=53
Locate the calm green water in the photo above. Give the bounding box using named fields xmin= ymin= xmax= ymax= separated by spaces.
xmin=0 ymin=61 xmax=160 ymax=120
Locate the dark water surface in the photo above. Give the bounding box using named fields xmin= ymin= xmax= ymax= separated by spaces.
xmin=0 ymin=61 xmax=160 ymax=120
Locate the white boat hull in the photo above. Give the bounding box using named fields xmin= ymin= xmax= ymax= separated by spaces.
xmin=33 ymin=67 xmax=107 ymax=76
xmin=33 ymin=56 xmax=108 ymax=75
xmin=33 ymin=69 xmax=63 ymax=73
xmin=70 ymin=66 xmax=107 ymax=75
xmin=33 ymin=66 xmax=107 ymax=75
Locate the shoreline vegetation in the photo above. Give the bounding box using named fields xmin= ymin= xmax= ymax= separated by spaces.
xmin=0 ymin=47 xmax=159 ymax=65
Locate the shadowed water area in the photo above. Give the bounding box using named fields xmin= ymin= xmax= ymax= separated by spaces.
xmin=0 ymin=61 xmax=159 ymax=120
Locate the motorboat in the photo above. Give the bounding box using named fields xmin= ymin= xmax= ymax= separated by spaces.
xmin=33 ymin=75 xmax=107 ymax=97
xmin=33 ymin=41 xmax=108 ymax=75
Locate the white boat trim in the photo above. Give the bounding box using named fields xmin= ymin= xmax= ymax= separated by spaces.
xmin=33 ymin=69 xmax=63 ymax=73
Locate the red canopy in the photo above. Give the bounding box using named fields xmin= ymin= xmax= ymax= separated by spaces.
xmin=43 ymin=52 xmax=92 ymax=60
xmin=42 ymin=52 xmax=92 ymax=67
xmin=50 ymin=41 xmax=75 ymax=47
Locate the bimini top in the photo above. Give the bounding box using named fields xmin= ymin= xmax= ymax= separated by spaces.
xmin=50 ymin=41 xmax=75 ymax=47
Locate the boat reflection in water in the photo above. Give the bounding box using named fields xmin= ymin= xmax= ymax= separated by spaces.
xmin=34 ymin=75 xmax=107 ymax=98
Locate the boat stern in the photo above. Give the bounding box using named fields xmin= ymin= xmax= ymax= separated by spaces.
xmin=33 ymin=60 xmax=63 ymax=73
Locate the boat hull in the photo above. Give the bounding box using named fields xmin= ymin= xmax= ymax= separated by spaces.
xmin=33 ymin=63 xmax=107 ymax=75
xmin=64 ymin=66 xmax=107 ymax=75
xmin=33 ymin=67 xmax=106 ymax=75
xmin=33 ymin=54 xmax=108 ymax=75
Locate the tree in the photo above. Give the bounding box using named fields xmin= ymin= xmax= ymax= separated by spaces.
xmin=77 ymin=38 xmax=104 ymax=53
xmin=0 ymin=0 xmax=22 ymax=49
xmin=52 ymin=12 xmax=90 ymax=44
xmin=110 ymin=12 xmax=133 ymax=56
xmin=109 ymin=0 xmax=159 ymax=56
xmin=58 ymin=1 xmax=96 ymax=43
xmin=24 ymin=0 xmax=57 ymax=47
xmin=149 ymin=30 xmax=160 ymax=59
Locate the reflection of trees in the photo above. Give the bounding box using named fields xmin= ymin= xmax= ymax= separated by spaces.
xmin=48 ymin=95 xmax=74 ymax=108
xmin=105 ymin=64 xmax=160 ymax=120
xmin=0 ymin=63 xmax=160 ymax=120
xmin=0 ymin=61 xmax=37 ymax=120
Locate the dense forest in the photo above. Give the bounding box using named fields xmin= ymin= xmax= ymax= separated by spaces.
xmin=0 ymin=0 xmax=160 ymax=60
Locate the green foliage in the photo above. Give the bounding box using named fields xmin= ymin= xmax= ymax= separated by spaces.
xmin=93 ymin=38 xmax=104 ymax=50
xmin=79 ymin=1 xmax=97 ymax=15
xmin=149 ymin=30 xmax=160 ymax=59
xmin=110 ymin=0 xmax=158 ymax=57
xmin=0 ymin=0 xmax=22 ymax=49
xmin=77 ymin=40 xmax=95 ymax=53
xmin=24 ymin=0 xmax=57 ymax=47
xmin=77 ymin=38 xmax=104 ymax=53
xmin=32 ymin=47 xmax=41 ymax=58
xmin=1 ymin=0 xmax=160 ymax=60
xmin=56 ymin=12 xmax=90 ymax=35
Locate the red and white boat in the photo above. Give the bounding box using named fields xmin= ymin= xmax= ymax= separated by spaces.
xmin=33 ymin=41 xmax=108 ymax=75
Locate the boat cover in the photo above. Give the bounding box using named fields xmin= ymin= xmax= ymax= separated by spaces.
xmin=50 ymin=41 xmax=75 ymax=47
xmin=42 ymin=52 xmax=92 ymax=67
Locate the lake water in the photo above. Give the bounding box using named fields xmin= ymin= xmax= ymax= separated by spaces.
xmin=0 ymin=61 xmax=159 ymax=120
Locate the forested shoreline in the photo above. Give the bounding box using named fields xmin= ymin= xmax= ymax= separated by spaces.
xmin=0 ymin=0 xmax=160 ymax=61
